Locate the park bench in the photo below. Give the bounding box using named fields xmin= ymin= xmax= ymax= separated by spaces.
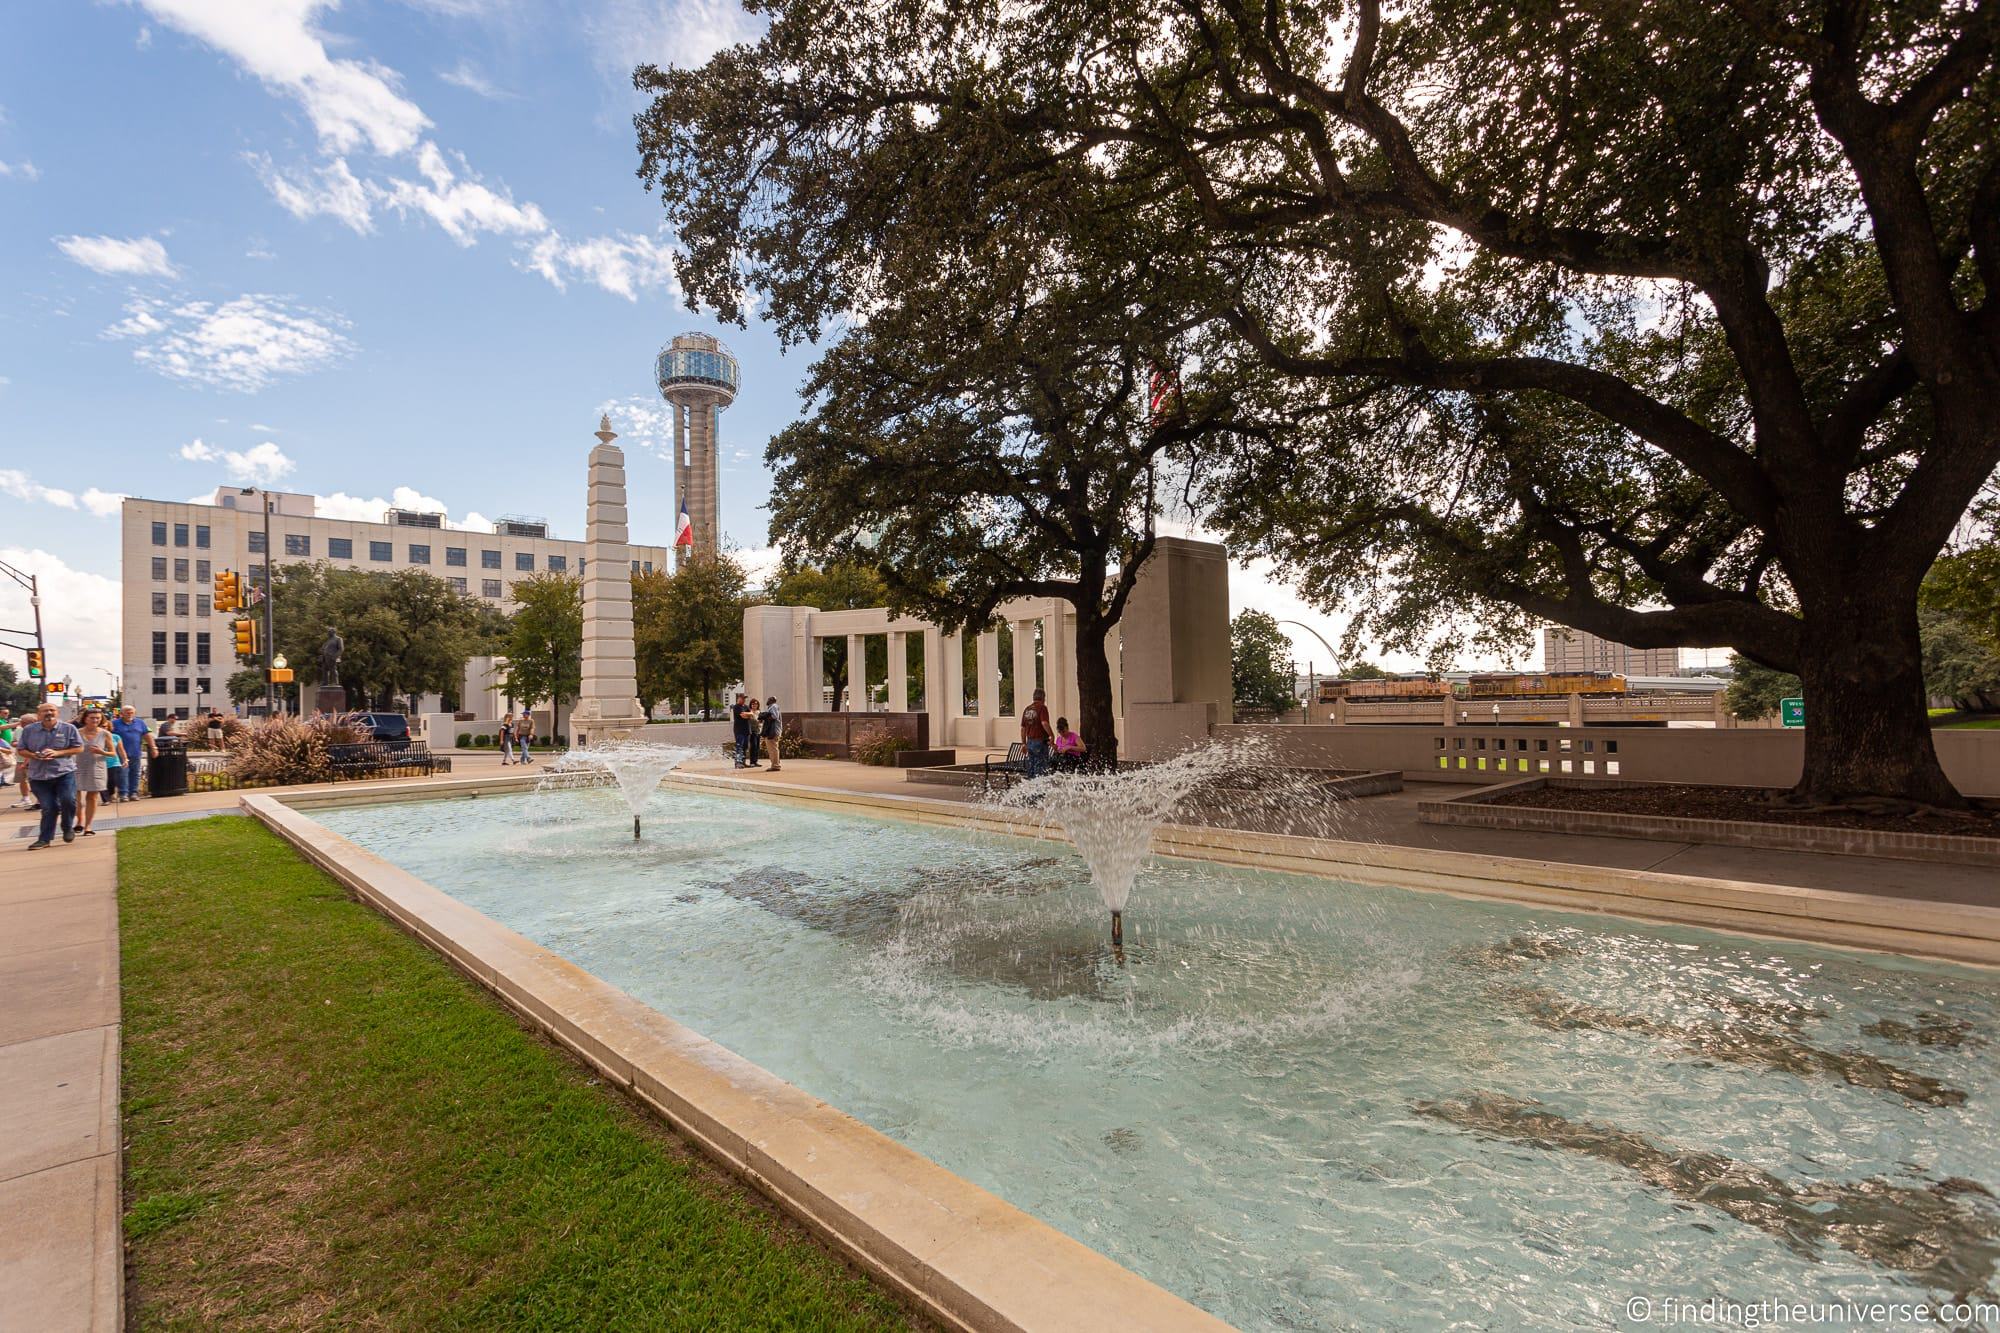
xmin=327 ymin=742 xmax=453 ymax=781
xmin=982 ymin=742 xmax=1030 ymax=785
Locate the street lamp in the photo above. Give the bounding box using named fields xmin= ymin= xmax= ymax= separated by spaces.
xmin=273 ymin=656 xmax=290 ymax=715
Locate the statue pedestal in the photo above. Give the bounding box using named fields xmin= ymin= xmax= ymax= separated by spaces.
xmin=312 ymin=686 xmax=348 ymax=716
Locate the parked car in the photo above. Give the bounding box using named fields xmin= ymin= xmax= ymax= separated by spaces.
xmin=357 ymin=712 xmax=412 ymax=750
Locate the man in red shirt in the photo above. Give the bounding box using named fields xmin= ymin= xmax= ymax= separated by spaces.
xmin=1019 ymin=688 xmax=1053 ymax=777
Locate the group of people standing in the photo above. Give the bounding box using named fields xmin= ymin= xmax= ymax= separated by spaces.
xmin=731 ymin=694 xmax=783 ymax=771
xmin=496 ymin=710 xmax=538 ymax=765
xmin=0 ymin=701 xmax=158 ymax=847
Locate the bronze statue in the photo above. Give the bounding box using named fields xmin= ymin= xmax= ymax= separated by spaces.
xmin=317 ymin=626 xmax=343 ymax=687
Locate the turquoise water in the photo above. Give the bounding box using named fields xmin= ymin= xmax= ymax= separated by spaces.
xmin=317 ymin=787 xmax=2000 ymax=1330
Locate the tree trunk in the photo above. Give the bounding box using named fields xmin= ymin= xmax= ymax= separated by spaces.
xmin=1793 ymin=598 xmax=1961 ymax=807
xmin=1073 ymin=613 xmax=1119 ymax=770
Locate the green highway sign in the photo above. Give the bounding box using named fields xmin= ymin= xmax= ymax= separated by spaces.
xmin=1780 ymin=697 xmax=1805 ymax=728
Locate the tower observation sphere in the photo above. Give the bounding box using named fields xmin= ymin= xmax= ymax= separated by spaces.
xmin=655 ymin=332 xmax=739 ymax=562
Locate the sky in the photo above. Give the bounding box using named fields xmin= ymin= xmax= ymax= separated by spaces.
xmin=0 ymin=0 xmax=1570 ymax=690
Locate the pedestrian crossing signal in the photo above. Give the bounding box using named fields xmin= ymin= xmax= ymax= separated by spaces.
xmin=25 ymin=648 xmax=44 ymax=679
xmin=232 ymin=617 xmax=259 ymax=657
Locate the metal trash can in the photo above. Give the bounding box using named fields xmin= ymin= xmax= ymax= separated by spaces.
xmin=148 ymin=738 xmax=189 ymax=798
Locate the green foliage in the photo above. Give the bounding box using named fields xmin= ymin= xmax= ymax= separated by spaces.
xmin=500 ymin=572 xmax=582 ymax=711
xmin=455 ymin=733 xmax=471 ymax=748
xmin=635 ymin=555 xmax=747 ymax=718
xmin=853 ymin=732 xmax=915 ymax=766
xmin=0 ymin=661 xmax=41 ymax=714
xmin=116 ymin=819 xmax=921 ymax=1329
xmin=224 ymin=667 xmax=267 ymax=706
xmin=1724 ymin=655 xmax=1803 ymax=721
xmin=1231 ymin=610 xmax=1296 ymax=715
xmin=1920 ymin=608 xmax=2000 ymax=703
xmin=255 ymin=563 xmax=502 ymax=710
xmin=1338 ymin=661 xmax=1393 ymax=681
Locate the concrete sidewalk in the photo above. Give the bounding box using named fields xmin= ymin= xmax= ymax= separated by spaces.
xmin=0 ymin=830 xmax=121 ymax=1332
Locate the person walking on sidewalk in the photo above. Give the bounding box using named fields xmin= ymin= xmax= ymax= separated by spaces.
xmin=498 ymin=712 xmax=516 ymax=765
xmin=516 ymin=710 xmax=536 ymax=764
xmin=760 ymin=696 xmax=783 ymax=773
xmin=112 ymin=705 xmax=153 ymax=802
xmin=75 ymin=708 xmax=119 ymax=835
xmin=19 ymin=700 xmax=83 ymax=848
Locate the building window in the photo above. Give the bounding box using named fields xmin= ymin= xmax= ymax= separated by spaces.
xmin=408 ymin=544 xmax=431 ymax=564
xmin=151 ymin=680 xmax=167 ymax=697
xmin=369 ymin=540 xmax=391 ymax=562
xmin=547 ymin=554 xmax=567 ymax=572
xmin=151 ymin=521 xmax=167 ymax=546
xmin=174 ymin=593 xmax=189 ymax=617
xmin=196 ymin=524 xmax=210 ymax=549
xmin=448 ymin=576 xmax=467 ymax=594
xmin=152 ymin=708 xmax=167 ymax=720
xmin=446 ymin=546 xmax=466 ymax=567
xmin=195 ymin=559 xmax=211 ymax=583
xmin=328 ymin=537 xmax=353 ymax=559
xmin=151 ymin=591 xmax=167 ymax=616
xmin=515 ymin=551 xmax=534 ymax=571
xmin=249 ymin=563 xmax=266 ymax=585
xmin=196 ymin=633 xmax=211 ymax=665
xmin=196 ymin=677 xmax=211 ymax=695
xmin=152 ymin=632 xmax=167 ymax=666
xmin=174 ymin=522 xmax=189 ymax=547
xmin=644 ymin=561 xmax=654 ymax=575
xmin=481 ymin=549 xmax=500 ymax=569
xmin=174 ymin=678 xmax=188 ymax=695
xmin=174 ymin=558 xmax=189 ymax=583
xmin=151 ymin=557 xmax=167 ymax=581
xmin=174 ymin=632 xmax=189 ymax=666
xmin=631 ymin=560 xmax=640 ymax=573
xmin=248 ymin=530 xmax=266 ymax=554
xmin=481 ymin=578 xmax=502 ymax=598
xmin=196 ymin=594 xmax=211 ymax=617
xmin=285 ymin=533 xmax=311 ymax=556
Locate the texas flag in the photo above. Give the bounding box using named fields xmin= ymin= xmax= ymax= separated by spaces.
xmin=673 ymin=500 xmax=694 ymax=549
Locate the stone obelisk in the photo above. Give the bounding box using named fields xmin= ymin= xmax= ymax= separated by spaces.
xmin=571 ymin=415 xmax=647 ymax=746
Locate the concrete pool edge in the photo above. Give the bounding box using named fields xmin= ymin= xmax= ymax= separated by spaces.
xmin=238 ymin=789 xmax=1233 ymax=1333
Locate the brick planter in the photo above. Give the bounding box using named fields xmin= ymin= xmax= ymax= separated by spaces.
xmin=1420 ymin=777 xmax=2000 ymax=867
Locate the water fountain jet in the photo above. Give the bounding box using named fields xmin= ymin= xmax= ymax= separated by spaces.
xmin=539 ymin=740 xmax=707 ymax=838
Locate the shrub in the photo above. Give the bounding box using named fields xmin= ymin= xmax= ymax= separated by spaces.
xmin=455 ymin=733 xmax=471 ymax=748
xmin=853 ymin=732 xmax=915 ymax=766
xmin=225 ymin=713 xmax=370 ymax=786
xmin=777 ymin=732 xmax=809 ymax=759
xmin=474 ymin=733 xmax=491 ymax=747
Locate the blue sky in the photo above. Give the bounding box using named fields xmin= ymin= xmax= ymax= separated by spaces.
xmin=0 ymin=0 xmax=1565 ymax=684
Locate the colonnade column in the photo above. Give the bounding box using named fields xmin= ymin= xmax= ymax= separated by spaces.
xmin=848 ymin=633 xmax=869 ymax=711
xmin=975 ymin=631 xmax=999 ymax=725
xmin=941 ymin=630 xmax=965 ymax=745
xmin=887 ymin=630 xmax=909 ymax=711
xmin=1011 ymin=620 xmax=1038 ymax=714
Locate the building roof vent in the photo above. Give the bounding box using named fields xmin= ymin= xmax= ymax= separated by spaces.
xmin=387 ymin=508 xmax=445 ymax=528
xmin=495 ymin=514 xmax=549 ymax=538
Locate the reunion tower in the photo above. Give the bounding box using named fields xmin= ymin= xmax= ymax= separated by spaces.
xmin=655 ymin=332 xmax=739 ymax=563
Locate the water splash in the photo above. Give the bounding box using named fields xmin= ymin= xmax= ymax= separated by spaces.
xmin=537 ymin=740 xmax=709 ymax=838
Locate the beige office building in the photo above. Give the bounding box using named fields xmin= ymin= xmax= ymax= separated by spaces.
xmin=1540 ymin=625 xmax=1682 ymax=677
xmin=120 ymin=486 xmax=670 ymax=720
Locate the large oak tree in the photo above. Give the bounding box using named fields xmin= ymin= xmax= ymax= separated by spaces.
xmin=637 ymin=0 xmax=1999 ymax=804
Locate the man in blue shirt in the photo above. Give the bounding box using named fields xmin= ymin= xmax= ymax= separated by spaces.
xmin=111 ymin=705 xmax=153 ymax=803
xmin=19 ymin=701 xmax=84 ymax=848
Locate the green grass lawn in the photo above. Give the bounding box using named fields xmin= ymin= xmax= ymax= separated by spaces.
xmin=1929 ymin=710 xmax=2000 ymax=729
xmin=119 ymin=817 xmax=925 ymax=1331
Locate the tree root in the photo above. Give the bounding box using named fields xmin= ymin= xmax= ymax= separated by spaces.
xmin=1759 ymin=790 xmax=1985 ymax=821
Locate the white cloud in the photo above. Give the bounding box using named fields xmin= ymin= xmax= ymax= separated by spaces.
xmin=522 ymin=231 xmax=678 ymax=300
xmin=54 ymin=234 xmax=177 ymax=277
xmin=310 ymin=487 xmax=496 ymax=531
xmin=132 ymin=0 xmax=430 ymax=156
xmin=0 ymin=547 xmax=123 ymax=683
xmin=0 ymin=471 xmax=126 ymax=519
xmin=136 ymin=25 xmax=153 ymax=48
xmin=590 ymin=0 xmax=762 ymax=76
xmin=253 ymin=153 xmax=374 ymax=233
xmin=439 ymin=60 xmax=512 ymax=99
xmin=106 ymin=295 xmax=353 ymax=392
xmin=0 ymin=160 xmax=38 ymax=182
xmin=376 ymin=144 xmax=547 ymax=244
xmin=178 ymin=438 xmax=296 ymax=483
xmin=597 ymin=395 xmax=677 ymax=457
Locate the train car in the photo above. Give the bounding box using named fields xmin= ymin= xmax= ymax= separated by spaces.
xmin=1463 ymin=671 xmax=1627 ymax=698
xmin=1316 ymin=677 xmax=1455 ymax=703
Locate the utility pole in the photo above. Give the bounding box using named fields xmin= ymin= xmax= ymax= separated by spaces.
xmin=262 ymin=492 xmax=276 ymax=718
xmin=0 ymin=559 xmax=46 ymax=690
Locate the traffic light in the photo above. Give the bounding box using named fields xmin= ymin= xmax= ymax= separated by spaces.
xmin=232 ymin=616 xmax=259 ymax=658
xmin=45 ymin=682 xmax=62 ymax=695
xmin=215 ymin=569 xmax=240 ymax=612
xmin=24 ymin=648 xmax=43 ymax=679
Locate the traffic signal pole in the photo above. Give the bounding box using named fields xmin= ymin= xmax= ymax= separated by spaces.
xmin=262 ymin=493 xmax=276 ymax=717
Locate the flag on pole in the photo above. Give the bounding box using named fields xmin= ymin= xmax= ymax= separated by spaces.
xmin=674 ymin=500 xmax=694 ymax=549
xmin=1148 ymin=363 xmax=1180 ymax=427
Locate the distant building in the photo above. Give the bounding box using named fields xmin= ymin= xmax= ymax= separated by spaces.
xmin=1540 ymin=626 xmax=1682 ymax=677
xmin=655 ymin=332 xmax=739 ymax=564
xmin=120 ymin=485 xmax=670 ymax=721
